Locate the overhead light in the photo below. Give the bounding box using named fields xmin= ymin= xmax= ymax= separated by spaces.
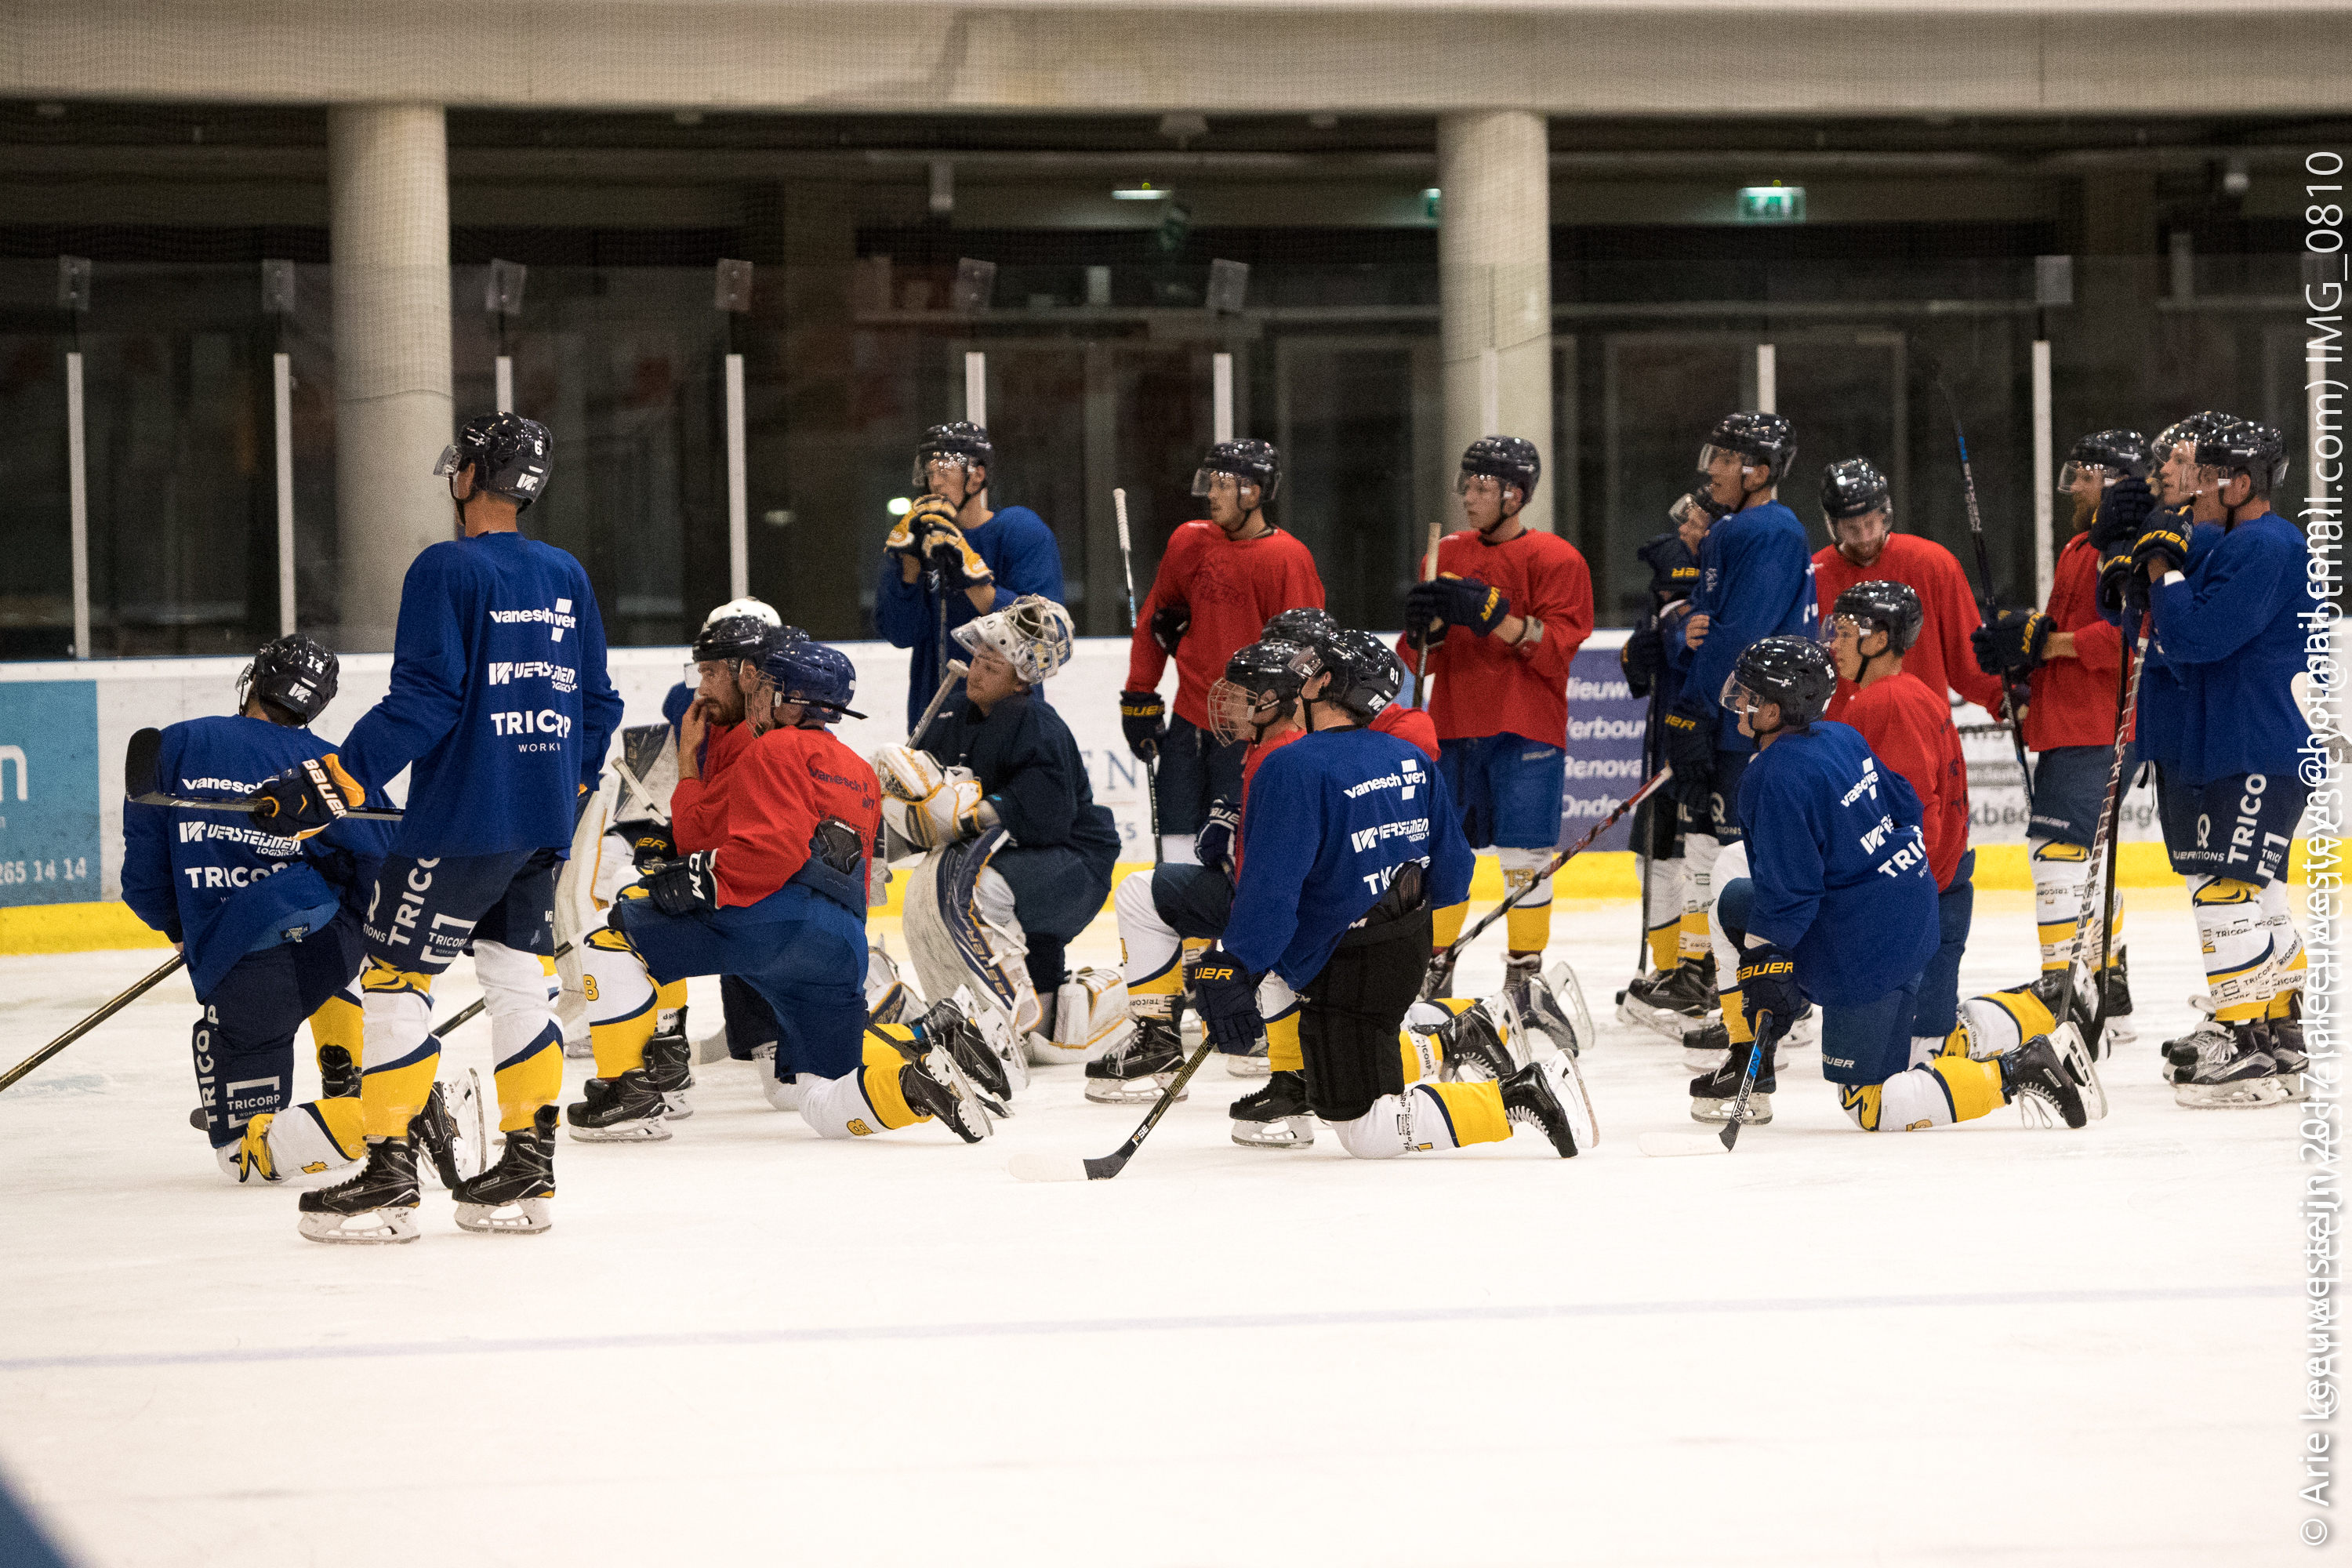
xmin=1737 ymin=183 xmax=1806 ymax=223
xmin=1112 ymin=182 xmax=1172 ymax=201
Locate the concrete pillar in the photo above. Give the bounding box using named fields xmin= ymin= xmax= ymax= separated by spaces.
xmin=1438 ymin=111 xmax=1555 ymax=534
xmin=330 ymin=104 xmax=452 ymax=651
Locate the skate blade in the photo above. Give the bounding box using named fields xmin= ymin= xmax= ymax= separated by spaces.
xmin=2174 ymin=1079 xmax=2295 ymax=1109
xmin=1083 ymin=1078 xmax=1187 ymax=1105
xmin=1639 ymin=1131 xmax=1732 ymax=1158
xmin=298 ymin=1206 xmax=419 ymax=1244
xmin=1690 ymin=1093 xmax=1773 ymax=1127
xmin=1005 ymin=1151 xmax=1090 ymax=1183
xmin=662 ymin=1094 xmax=695 ymax=1120
xmin=2045 ymin=1024 xmax=2109 ymax=1122
xmin=1552 ymin=1055 xmax=1599 ymax=1152
xmin=1618 ymin=997 xmax=1706 ymax=1040
xmin=1224 ymin=1054 xmax=1272 ymax=1079
xmin=454 ymin=1196 xmax=553 ymax=1233
xmin=1545 ymin=961 xmax=1596 ymax=1058
xmin=1231 ymin=1116 xmax=1315 ymax=1150
xmin=566 ymin=1119 xmax=673 ymax=1143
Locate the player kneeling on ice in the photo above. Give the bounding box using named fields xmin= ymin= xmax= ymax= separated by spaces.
xmin=121 ymin=635 xmax=424 ymax=1186
xmin=584 ymin=637 xmax=995 ymax=1145
xmin=877 ymin=596 xmax=1120 ymax=1058
xmin=1695 ymin=637 xmax=2088 ymax=1132
xmin=1190 ymin=631 xmax=1594 ymax=1160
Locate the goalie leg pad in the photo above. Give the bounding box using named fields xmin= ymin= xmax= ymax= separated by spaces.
xmin=901 ymin=831 xmax=1043 ymax=1037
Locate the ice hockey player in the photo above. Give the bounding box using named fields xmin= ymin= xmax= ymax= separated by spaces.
xmin=122 ymin=635 xmax=405 ymax=1186
xmin=250 ymin=414 xmax=623 ymax=1243
xmin=1192 ymin=626 xmax=1595 ymax=1160
xmin=875 ymin=422 xmax=1066 ymax=729
xmin=581 ymin=636 xmax=995 ymax=1143
xmin=1693 ymin=637 xmax=2088 ymax=1133
xmin=1822 ymin=580 xmax=1973 ymax=1062
xmin=661 ymin=597 xmax=783 ymax=732
xmin=1399 ymin=435 xmax=1594 ymax=1007
xmin=2127 ymin=418 xmax=2313 ymax=1106
xmin=1617 ymin=485 xmax=1717 ymax=1033
xmin=1970 ymin=430 xmax=2147 ymax=1040
xmin=1808 ymin=456 xmax=2005 ymax=723
xmin=879 ymin=596 xmax=1119 ymax=1048
xmin=1120 ymin=439 xmax=1325 ymax=862
xmin=1660 ymin=412 xmax=1816 ymax=1044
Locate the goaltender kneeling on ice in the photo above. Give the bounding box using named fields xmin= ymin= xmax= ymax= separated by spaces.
xmin=873 ymin=595 xmax=1122 ymax=1062
xmin=578 ymin=633 xmax=1003 ymax=1145
xmin=1691 ymin=635 xmax=2100 ymax=1133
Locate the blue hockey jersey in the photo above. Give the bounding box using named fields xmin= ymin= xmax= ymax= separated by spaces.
xmin=2111 ymin=515 xmax=2222 ymax=771
xmin=1736 ymin=720 xmax=1939 ymax=1007
xmin=122 ymin=714 xmax=396 ymax=998
xmin=1676 ymin=499 xmax=1818 ymax=749
xmin=1225 ymin=727 xmax=1475 ymax=989
xmin=873 ymin=505 xmax=1065 ymax=727
xmin=2151 ymin=510 xmax=2318 ymax=783
xmin=337 ymin=532 xmax=622 ymax=858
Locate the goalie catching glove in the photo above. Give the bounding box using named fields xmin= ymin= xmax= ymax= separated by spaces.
xmin=249 ymin=753 xmax=366 ymax=840
xmin=872 ymin=743 xmax=989 ymax=849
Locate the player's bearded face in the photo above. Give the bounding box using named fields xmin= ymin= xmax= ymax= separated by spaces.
xmin=696 ymin=659 xmax=747 ymax=724
xmin=1832 ymin=508 xmax=1890 ymax=566
xmin=2067 ymin=472 xmax=2103 ymax=529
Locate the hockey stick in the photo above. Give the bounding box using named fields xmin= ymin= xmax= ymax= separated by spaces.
xmin=1918 ymin=353 xmax=2036 ymax=815
xmin=1638 ymin=1010 xmax=1780 ymax=1157
xmin=1 ymin=952 xmax=187 ymax=1094
xmin=2083 ymin=629 xmax=2136 ymax=1047
xmin=1443 ymin=768 xmax=1672 ymax=962
xmin=2055 ymin=606 xmax=2150 ymax=1095
xmin=1413 ymin=517 xmax=1443 ymax=709
xmin=907 ymin=658 xmax=970 ymax=746
xmin=1006 ymin=1040 xmax=1217 ymax=1183
xmin=1633 ymin=685 xmax=1664 ymax=977
xmin=1112 ymin=487 xmax=1164 ymax=866
xmin=125 ymin=728 xmax=403 ymax=822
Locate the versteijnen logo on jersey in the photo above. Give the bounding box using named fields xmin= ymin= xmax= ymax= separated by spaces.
xmin=487 ymin=659 xmax=579 ymax=692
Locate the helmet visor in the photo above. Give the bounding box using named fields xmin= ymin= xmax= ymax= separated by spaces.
xmin=912 ymin=452 xmax=975 ymax=492
xmin=2056 ymin=461 xmax=2111 ymax=490
xmin=1697 ymin=443 xmax=1760 ymax=477
xmin=1827 ymin=506 xmax=1891 ymax=554
xmin=431 ymin=444 xmax=464 ymax=478
xmin=1192 ymin=466 xmax=1254 ymax=502
xmin=1718 ymin=672 xmax=1764 ymax=719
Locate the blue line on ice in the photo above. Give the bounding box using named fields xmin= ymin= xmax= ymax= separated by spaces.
xmin=0 ymin=1283 xmax=2289 ymax=1374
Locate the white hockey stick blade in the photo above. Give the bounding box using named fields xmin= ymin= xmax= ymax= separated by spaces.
xmin=1006 ymin=1151 xmax=1090 ymax=1183
xmin=2045 ymin=1022 xmax=2111 ymax=1122
xmin=1638 ymin=1131 xmax=1731 ymax=1158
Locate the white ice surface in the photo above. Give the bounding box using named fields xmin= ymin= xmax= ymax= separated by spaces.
xmin=0 ymin=887 xmax=2307 ymax=1566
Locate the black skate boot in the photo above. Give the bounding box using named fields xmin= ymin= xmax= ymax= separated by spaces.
xmin=1085 ymin=1014 xmax=1187 ymax=1105
xmin=1499 ymin=1056 xmax=1592 ymax=1156
xmin=2269 ymin=995 xmax=2309 ymax=1101
xmin=890 ymin=1027 xmax=992 ymax=1143
xmin=1436 ymin=1001 xmax=1518 ymax=1082
xmin=1230 ymin=1069 xmax=1315 ymax=1149
xmin=2169 ymin=1018 xmax=2289 ymax=1109
xmin=1619 ymin=963 xmax=1715 ymax=1039
xmin=1508 ymin=964 xmax=1585 ymax=1058
xmin=1681 ymin=1017 xmax=1741 ymax=1072
xmin=453 ymin=1105 xmax=557 ymax=1233
xmin=918 ymin=1000 xmax=1011 ymax=1106
xmin=641 ymin=1030 xmax=695 ymax=1120
xmin=2001 ymin=1036 xmax=2088 ymax=1128
xmin=409 ymin=1072 xmax=485 ymax=1189
xmin=565 ymin=1069 xmax=672 ymax=1142
xmin=297 ymin=1134 xmax=421 ymax=1244
xmin=1689 ymin=1041 xmax=1774 ymax=1126
xmin=2096 ymin=949 xmax=2135 ymax=1049
xmin=318 ymin=1044 xmax=361 ymax=1100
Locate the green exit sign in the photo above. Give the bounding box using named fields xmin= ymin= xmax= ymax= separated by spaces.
xmin=1737 ymin=185 xmax=1806 ymax=223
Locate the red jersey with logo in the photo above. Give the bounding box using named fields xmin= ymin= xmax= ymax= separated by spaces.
xmin=2023 ymin=532 xmax=2129 ymax=752
xmin=671 ymin=720 xmax=753 ymax=851
xmin=1395 ymin=528 xmax=1593 ymax=746
xmin=1842 ymin=670 xmax=1969 ymax=891
xmin=670 ymin=726 xmax=880 ymax=908
xmin=1127 ymin=522 xmax=1325 ymax=730
xmin=1813 ymin=533 xmax=2004 ymax=722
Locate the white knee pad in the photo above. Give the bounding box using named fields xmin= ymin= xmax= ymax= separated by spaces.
xmin=579 ymin=925 xmax=655 ymax=1029
xmin=1706 ymin=840 xmax=1751 ymax=984
xmin=1114 ymin=872 xmax=1181 ymax=990
xmin=474 ymin=939 xmax=563 ymax=1063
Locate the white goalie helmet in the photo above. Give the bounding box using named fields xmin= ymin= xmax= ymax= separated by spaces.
xmin=702 ymin=596 xmax=782 ymax=631
xmin=953 ymin=594 xmax=1075 ymax=686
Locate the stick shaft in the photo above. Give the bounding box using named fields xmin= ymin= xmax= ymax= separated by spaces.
xmin=2066 ymin=609 xmax=2151 ymax=1028
xmin=1414 ymin=518 xmax=1443 ymax=709
xmin=1087 ymin=1041 xmax=1217 ymax=1178
xmin=1928 ymin=368 xmax=2037 ymax=811
xmin=1 ymin=953 xmax=187 ymax=1094
xmin=907 ymin=658 xmax=969 ymax=746
xmin=1447 ymin=768 xmax=1671 ymax=958
xmin=1114 ymin=488 xmax=1139 ymax=633
xmin=131 ymin=790 xmax=403 ymax=822
xmin=1720 ymin=1011 xmax=1778 ymax=1150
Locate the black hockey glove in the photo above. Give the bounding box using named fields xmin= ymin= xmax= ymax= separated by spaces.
xmin=1120 ymin=690 xmax=1167 ymax=762
xmin=1190 ymin=946 xmax=1262 ymax=1054
xmin=2131 ymin=518 xmax=2191 ymax=580
xmin=2096 ymin=546 xmax=2140 ymax=619
xmin=249 ymin=753 xmax=366 ymax=841
xmin=647 ymin=850 xmax=720 ymax=916
xmin=1970 ymin=608 xmax=2052 ymax=678
xmin=2089 ymin=475 xmax=2155 ymax=553
xmin=1660 ymin=694 xmax=1718 ymax=808
xmin=615 ymin=818 xmax=677 ymax=873
xmin=1408 ymin=575 xmax=1510 ymax=642
xmin=1735 ymin=941 xmax=1802 ymax=1036
xmin=1195 ymin=798 xmax=1240 ymax=880
xmin=1149 ymin=602 xmax=1190 ymax=656
xmin=1621 ymin=620 xmax=1665 ymax=697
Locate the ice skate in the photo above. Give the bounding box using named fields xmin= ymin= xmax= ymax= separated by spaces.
xmin=296 ymin=1134 xmax=421 ymax=1245
xmin=453 ymin=1106 xmax=558 ymax=1233
xmin=2269 ymin=999 xmax=2308 ymax=1102
xmin=318 ymin=1044 xmax=361 ymax=1101
xmin=1231 ymin=1069 xmax=1315 ymax=1149
xmin=890 ymin=1027 xmax=992 ymax=1143
xmin=2169 ymin=1019 xmax=2290 ymax=1109
xmin=1223 ymin=1036 xmax=1272 ymax=1078
xmin=2162 ymin=999 xmax=2230 ymax=1085
xmin=917 ymin=998 xmax=1011 ymax=1108
xmin=2095 ymin=952 xmax=2135 ymax=1051
xmin=2002 ymin=1036 xmax=2089 ymax=1129
xmin=1084 ymin=1015 xmax=1188 ymax=1105
xmin=1508 ymin=964 xmax=1584 ymax=1057
xmin=1689 ymin=1044 xmax=1774 ymax=1126
xmin=410 ymin=1070 xmax=486 ymax=1189
xmin=1617 ymin=962 xmax=1714 ymax=1039
xmin=642 ymin=1029 xmax=694 ymax=1119
xmin=564 ymin=1070 xmax=673 ymax=1142
xmin=1499 ymin=1055 xmax=1592 ymax=1156
xmin=1434 ymin=1000 xmax=1517 ymax=1082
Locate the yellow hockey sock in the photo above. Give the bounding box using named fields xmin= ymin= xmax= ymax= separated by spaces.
xmin=858 ymin=1026 xmax=925 ymax=1130
xmin=591 ymin=1000 xmax=657 ymax=1078
xmin=310 ymin=1095 xmax=366 ymax=1160
xmin=1267 ymin=1011 xmax=1303 ymax=1073
xmin=358 ymin=960 xmax=437 ymax=1138
xmin=1432 ymin=901 xmax=1468 ymax=951
xmin=1646 ymin=921 xmax=1680 ymax=971
xmin=655 ymin=975 xmax=689 ymax=1022
xmin=2036 ymin=918 xmax=2077 ymax=973
xmin=1720 ymin=987 xmax=1751 ymax=1046
xmin=1678 ymin=909 xmax=1710 ymax=963
xmin=1399 ymin=1028 xmax=1440 ymax=1084
xmin=495 ymin=1036 xmax=564 ymax=1133
xmin=1505 ymin=903 xmax=1552 ymax=954
xmin=1425 ymin=1080 xmax=1510 ymax=1147
xmin=308 ymin=991 xmax=365 ymax=1070
xmin=1933 ymin=1055 xmax=2005 ymax=1123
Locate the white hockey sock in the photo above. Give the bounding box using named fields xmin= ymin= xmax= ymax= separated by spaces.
xmin=2030 ymin=836 xmax=2094 ymax=972
xmin=2191 ymin=874 xmax=2273 ymax=1023
xmin=1328 ymin=1079 xmax=1509 ymax=1159
xmin=1642 ymin=855 xmax=1686 ymax=970
xmin=2261 ymin=879 xmax=2307 ymax=1000
xmin=1114 ymin=870 xmax=1182 ymax=1013
xmin=1683 ymin=831 xmax=1723 ymax=963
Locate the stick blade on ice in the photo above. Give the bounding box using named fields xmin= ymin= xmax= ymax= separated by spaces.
xmin=1638 ymin=1131 xmax=1730 ymax=1159
xmin=1005 ymin=1151 xmax=1090 ymax=1184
